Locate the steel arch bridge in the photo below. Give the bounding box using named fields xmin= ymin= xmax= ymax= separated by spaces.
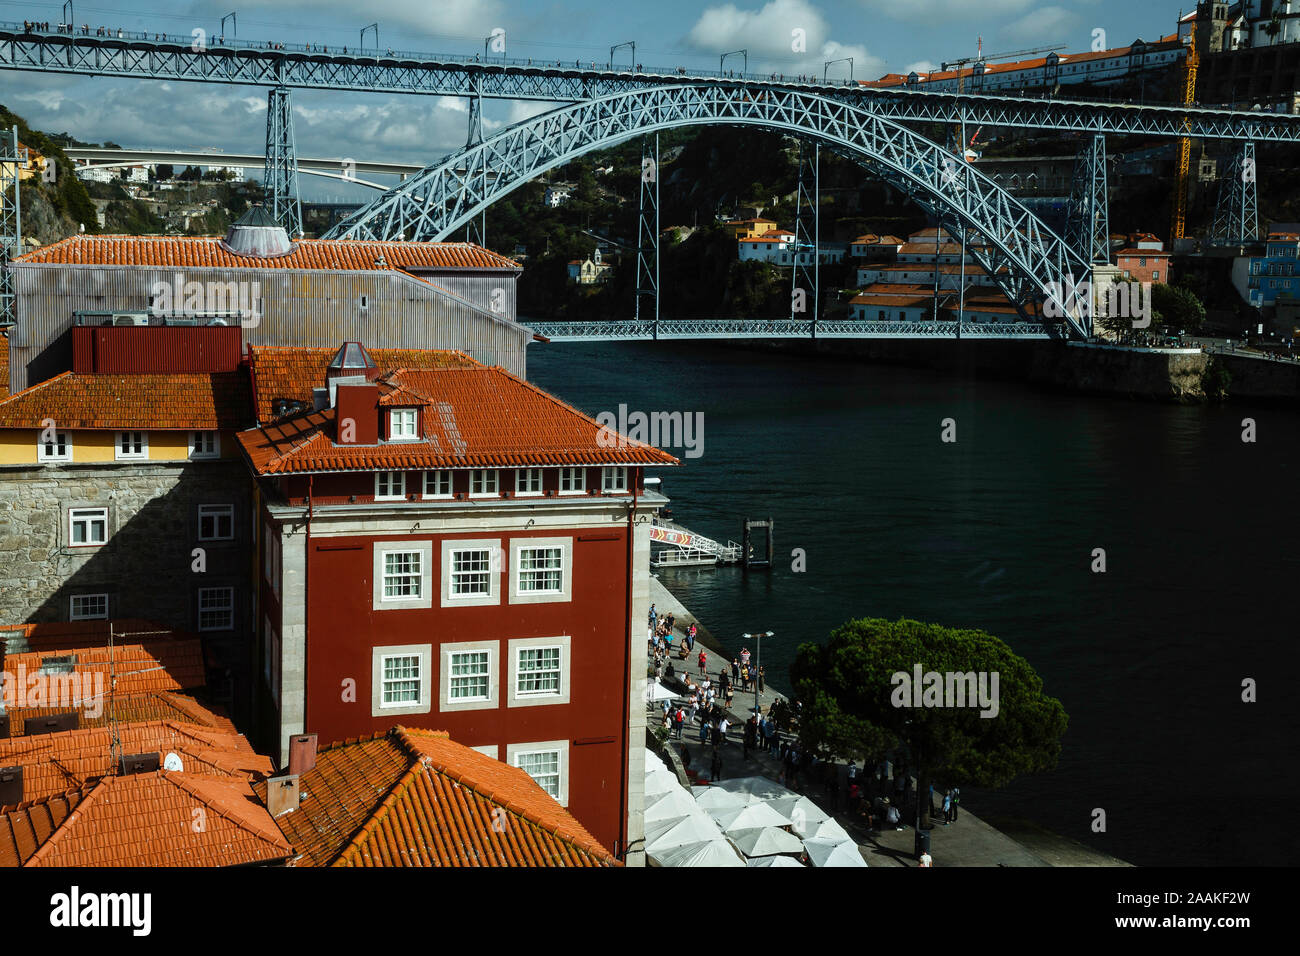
xmin=323 ymin=85 xmax=1093 ymax=337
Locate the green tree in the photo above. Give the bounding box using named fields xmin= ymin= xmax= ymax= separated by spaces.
xmin=1151 ymin=282 xmax=1205 ymax=333
xmin=790 ymin=617 xmax=1068 ymax=830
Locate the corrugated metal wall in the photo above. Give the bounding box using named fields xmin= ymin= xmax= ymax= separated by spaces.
xmin=10 ymin=264 xmax=530 ymax=392
xmin=73 ymin=326 xmax=244 ymax=373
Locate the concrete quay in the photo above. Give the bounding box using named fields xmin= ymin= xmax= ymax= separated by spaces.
xmin=647 ymin=576 xmax=1130 ymax=867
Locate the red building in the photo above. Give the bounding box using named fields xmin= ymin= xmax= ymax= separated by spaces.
xmin=1116 ymin=234 xmax=1171 ymax=285
xmin=237 ymin=342 xmax=676 ymax=859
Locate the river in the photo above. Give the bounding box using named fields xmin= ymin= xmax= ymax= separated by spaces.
xmin=527 ymin=339 xmax=1299 ymax=867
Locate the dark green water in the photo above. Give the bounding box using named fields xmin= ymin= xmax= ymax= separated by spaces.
xmin=527 ymin=340 xmax=1299 ymax=867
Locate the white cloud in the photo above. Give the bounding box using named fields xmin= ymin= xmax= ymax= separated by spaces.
xmin=234 ymin=0 xmax=505 ymax=39
xmin=999 ymin=6 xmax=1080 ymax=46
xmin=905 ymin=60 xmax=940 ymax=75
xmin=686 ymin=0 xmax=884 ymax=77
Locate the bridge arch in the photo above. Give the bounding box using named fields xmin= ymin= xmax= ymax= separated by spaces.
xmin=324 ymin=85 xmax=1093 ymax=336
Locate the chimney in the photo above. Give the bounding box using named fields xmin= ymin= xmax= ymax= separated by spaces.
xmin=0 ymin=765 xmax=22 ymax=806
xmin=288 ymin=733 xmax=318 ymax=775
xmin=334 ymin=384 xmax=379 ymax=444
xmin=266 ymin=773 xmax=301 ymax=817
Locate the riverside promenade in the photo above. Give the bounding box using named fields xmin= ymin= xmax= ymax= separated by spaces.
xmin=648 ymin=576 xmax=1130 ymax=867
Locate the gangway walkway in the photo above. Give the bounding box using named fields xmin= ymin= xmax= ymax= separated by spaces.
xmin=651 ymin=518 xmax=741 ymax=567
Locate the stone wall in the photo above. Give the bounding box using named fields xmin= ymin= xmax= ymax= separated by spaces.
xmin=0 ymin=459 xmax=254 ymax=712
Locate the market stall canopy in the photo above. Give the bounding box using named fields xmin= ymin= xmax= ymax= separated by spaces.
xmin=690 ymin=786 xmax=750 ymax=810
xmin=768 ymin=795 xmax=830 ymax=835
xmin=728 ymin=826 xmax=805 ymax=858
xmin=709 ymin=801 xmax=792 ymax=833
xmin=650 ymin=839 xmax=746 ymax=867
xmin=646 ymin=811 xmax=725 ymax=853
xmin=747 ymin=854 xmax=805 ymax=868
xmin=645 ymin=787 xmax=699 ymax=822
xmin=803 ymin=837 xmax=868 ymax=868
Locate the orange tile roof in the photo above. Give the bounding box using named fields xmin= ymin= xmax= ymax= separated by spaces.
xmin=0 ymin=720 xmax=272 ymax=804
xmin=1116 ymin=248 xmax=1171 ymax=257
xmin=3 ymin=636 xmax=206 ymax=709
xmin=0 ymin=369 xmax=252 ymax=429
xmin=23 ymin=772 xmax=291 ymax=867
xmin=250 ymin=346 xmax=481 ymax=423
xmin=857 ymin=283 xmax=943 ymax=296
xmin=0 ymin=785 xmax=94 ymax=866
xmin=254 ymin=727 xmax=617 ymax=867
xmin=738 ymin=236 xmax=790 ymax=244
xmin=899 ymin=242 xmax=968 ymax=257
xmin=16 ymin=235 xmax=520 ymax=272
xmin=850 ymin=293 xmax=937 ymax=308
xmin=3 ymin=692 xmax=234 ymax=739
xmin=238 ymin=365 xmax=680 ymax=474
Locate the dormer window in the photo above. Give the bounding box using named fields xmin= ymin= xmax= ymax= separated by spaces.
xmin=389 ymin=408 xmax=418 ymax=441
xmin=376 ymin=471 xmax=406 ymax=501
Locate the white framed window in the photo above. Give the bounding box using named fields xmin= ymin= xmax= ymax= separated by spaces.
xmin=38 ymin=431 xmax=71 ymax=462
xmin=370 ymin=644 xmax=432 ymax=716
xmin=189 ymin=431 xmax=220 ymax=459
xmin=375 ymin=471 xmax=406 ymax=500
xmin=197 ymin=586 xmax=234 ymax=631
xmin=448 ymin=649 xmax=491 ymax=701
xmin=70 ymin=593 xmax=108 ymax=621
xmin=440 ymin=538 xmax=500 ymax=608
xmin=69 ymin=507 xmax=108 ymax=547
xmin=558 ymin=467 xmax=586 ymax=495
xmin=439 ymin=640 xmax=498 ymax=712
xmin=379 ymin=653 xmax=424 ymax=707
xmin=423 ymin=470 xmax=453 ymax=499
xmin=515 ymin=468 xmax=543 ymax=496
xmin=469 ymin=469 xmax=499 ymax=496
xmin=516 ymin=546 xmax=563 ymax=594
xmin=601 ymin=466 xmax=628 ymax=492
xmin=507 ymin=636 xmax=571 ymax=708
xmin=372 ymin=540 xmax=432 ymax=609
xmin=451 ymin=549 xmax=492 ymax=595
xmin=380 ymin=549 xmax=423 ymax=600
xmin=197 ymin=504 xmax=234 ymax=542
xmin=389 ymin=408 xmax=418 ymax=440
xmin=115 ymin=430 xmax=148 ymax=460
xmin=509 ymin=537 xmax=573 ymax=606
xmin=507 ymin=740 xmax=569 ymax=805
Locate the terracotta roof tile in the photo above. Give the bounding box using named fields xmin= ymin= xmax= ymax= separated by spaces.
xmin=238 ymin=364 xmax=679 ymax=474
xmin=253 ymin=727 xmax=617 ymax=867
xmin=250 ymin=346 xmax=481 ymax=423
xmin=0 ymin=721 xmax=272 ymax=804
xmin=0 ymin=785 xmax=94 ymax=867
xmin=3 ymin=692 xmax=233 ymax=739
xmin=16 ymin=235 xmax=521 ymax=272
xmin=0 ymin=369 xmax=252 ymax=429
xmin=23 ymin=772 xmax=290 ymax=867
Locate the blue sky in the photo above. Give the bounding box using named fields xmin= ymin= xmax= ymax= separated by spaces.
xmin=0 ymin=0 xmax=1192 ymax=199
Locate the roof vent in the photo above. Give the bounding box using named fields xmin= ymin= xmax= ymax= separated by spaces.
xmin=118 ymin=752 xmax=161 ymax=776
xmin=288 ymin=733 xmax=318 ymax=776
xmin=0 ymin=766 xmax=22 ymax=806
xmin=266 ymin=773 xmax=301 ymax=817
xmin=220 ymin=203 xmax=293 ymax=258
xmin=24 ymin=712 xmax=78 ymax=736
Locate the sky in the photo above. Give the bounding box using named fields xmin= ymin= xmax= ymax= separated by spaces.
xmin=0 ymin=0 xmax=1194 ymax=200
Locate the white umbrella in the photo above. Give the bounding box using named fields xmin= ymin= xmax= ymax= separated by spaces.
xmin=645 ymin=812 xmax=724 ymax=853
xmin=803 ymin=837 xmax=868 ymax=868
xmin=650 ymin=839 xmax=745 ymax=867
xmin=690 ymin=786 xmax=749 ymax=809
xmin=644 ymin=788 xmax=699 ymax=822
xmin=708 ymin=801 xmax=792 ymax=833
xmin=644 ymin=680 xmax=678 ymax=703
xmin=810 ymin=817 xmax=853 ymax=843
xmin=747 ymin=855 xmax=805 ymax=868
xmin=712 ymin=775 xmax=792 ymax=802
xmin=768 ymin=795 xmax=830 ymax=835
xmin=728 ymin=826 xmax=805 ymax=858
xmin=645 ymin=768 xmax=679 ymax=796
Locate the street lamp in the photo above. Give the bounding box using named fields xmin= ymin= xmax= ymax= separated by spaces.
xmin=742 ymin=630 xmax=774 ymax=717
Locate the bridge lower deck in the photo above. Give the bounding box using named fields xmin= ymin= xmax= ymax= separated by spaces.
xmin=527 ymin=318 xmax=1060 ymax=341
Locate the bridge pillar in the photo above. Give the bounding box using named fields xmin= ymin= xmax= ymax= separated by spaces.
xmin=635 ymin=134 xmax=660 ymax=336
xmin=465 ymin=75 xmax=486 ymax=246
xmin=791 ymin=140 xmax=819 ymax=333
xmin=1066 ymin=133 xmax=1109 ymax=266
xmin=264 ymin=86 xmax=303 ymax=238
xmin=1209 ymin=141 xmax=1259 ymax=248
xmin=1 ymin=126 xmax=21 ymax=329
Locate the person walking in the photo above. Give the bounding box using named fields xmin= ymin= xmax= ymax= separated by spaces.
xmin=718 ymin=715 xmax=730 ymax=746
xmin=731 ymin=658 xmax=740 ymax=683
xmin=757 ymin=665 xmax=765 ymax=693
xmin=710 ymin=747 xmax=723 ymax=783
xmin=950 ymin=786 xmax=960 ymax=822
xmin=942 ymin=789 xmax=953 ymax=825
xmin=698 ymin=649 xmax=708 ymax=676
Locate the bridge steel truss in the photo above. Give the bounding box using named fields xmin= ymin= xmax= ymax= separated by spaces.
xmin=264 ymin=86 xmax=302 ymax=236
xmin=791 ymin=141 xmax=819 ymax=328
xmin=634 ymin=134 xmax=660 ymax=329
xmin=528 ymin=318 xmax=1055 ymax=340
xmin=324 ymin=85 xmax=1094 ymax=337
xmin=2 ymin=28 xmax=1299 ymax=142
xmin=1 ymin=125 xmax=21 ymax=327
xmin=1066 ymin=134 xmax=1110 ymax=265
xmin=1210 ymin=141 xmax=1260 ymax=247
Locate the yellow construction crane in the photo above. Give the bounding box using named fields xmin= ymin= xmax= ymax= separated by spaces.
xmin=1170 ymin=30 xmax=1199 ymax=243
